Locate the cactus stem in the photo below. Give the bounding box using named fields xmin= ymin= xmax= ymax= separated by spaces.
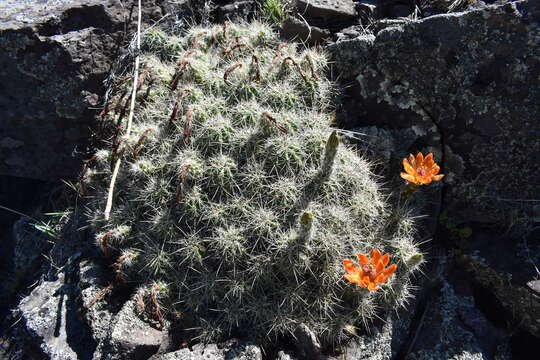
xmin=322 ymin=130 xmax=339 ymax=176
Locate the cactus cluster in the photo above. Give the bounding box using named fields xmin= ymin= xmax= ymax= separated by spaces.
xmin=84 ymin=21 xmax=422 ymax=345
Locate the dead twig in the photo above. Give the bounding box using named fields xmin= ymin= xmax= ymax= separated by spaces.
xmin=150 ymin=285 xmax=165 ymax=328
xmin=262 ymin=111 xmax=288 ymax=133
xmin=104 ymin=0 xmax=143 ymax=220
xmin=132 ymin=128 xmax=154 ymax=159
xmin=173 ymin=164 xmax=191 ymax=208
xmin=250 ymin=54 xmax=261 ymax=82
xmin=305 ymin=53 xmax=319 ymax=81
xmin=183 ymin=108 xmax=194 ymax=146
xmin=272 ymin=43 xmax=288 ymax=64
xmin=283 ymin=57 xmax=308 ymax=82
xmin=224 ymin=63 xmax=242 ymax=85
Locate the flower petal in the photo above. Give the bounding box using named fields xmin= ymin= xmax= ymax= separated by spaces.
xmin=376 ymin=261 xmax=384 ymax=274
xmin=367 ymin=282 xmax=379 ymax=291
xmin=429 ymin=164 xmax=441 ymax=175
xmin=408 ymin=154 xmax=416 ymax=167
xmin=400 ymin=173 xmax=418 ymax=183
xmin=375 ymin=274 xmax=388 ymax=283
xmin=381 ymin=253 xmax=390 ymax=267
xmin=424 ymin=153 xmax=434 ymax=169
xmin=403 ymin=158 xmax=415 ymax=175
xmin=344 ymin=273 xmax=361 ymax=284
xmin=383 ymin=264 xmax=397 ymax=276
xmin=416 ymin=152 xmax=424 ymax=167
xmin=358 ymin=253 xmax=369 ymax=266
xmin=371 ymin=249 xmax=381 ymax=265
xmin=343 ymin=259 xmax=357 ymax=274
xmin=432 ymin=174 xmax=445 ymax=181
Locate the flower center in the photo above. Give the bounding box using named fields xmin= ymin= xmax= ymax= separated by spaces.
xmin=362 ymin=264 xmax=377 ymax=280
xmin=416 ymin=168 xmax=427 ymax=177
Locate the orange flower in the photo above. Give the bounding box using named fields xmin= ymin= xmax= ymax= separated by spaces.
xmin=343 ymin=249 xmax=397 ymax=291
xmin=400 ymin=152 xmax=444 ymax=185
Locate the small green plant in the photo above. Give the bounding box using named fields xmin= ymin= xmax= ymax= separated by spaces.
xmin=86 ymin=21 xmax=422 ymax=346
xmin=260 ymin=0 xmax=291 ymax=24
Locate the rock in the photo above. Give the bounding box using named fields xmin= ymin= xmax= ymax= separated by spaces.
xmin=527 ymin=280 xmax=540 ymax=296
xmin=389 ymin=4 xmax=414 ymax=18
xmin=217 ymin=1 xmax=259 ymax=21
xmin=328 ymin=34 xmax=375 ymax=77
xmin=105 ymin=294 xmax=163 ymax=360
xmin=293 ymin=323 xmax=322 ymax=359
xmin=456 ymin=252 xmax=540 ymax=339
xmin=17 ymin=252 xmax=97 ymax=360
xmin=276 ymin=350 xmax=298 ymax=360
xmin=356 ymin=0 xmax=381 ymax=22
xmin=0 ymin=0 xmax=175 ymax=181
xmin=296 ymin=0 xmax=357 ymax=26
xmin=0 ymin=216 xmax=51 ymax=307
xmin=329 ymin=0 xmax=540 ymax=226
xmin=12 ymin=217 xmax=51 ymax=275
xmin=150 ymin=339 xmax=262 ymax=360
xmin=404 ymin=266 xmax=512 ymax=360
xmin=78 ymin=260 xmax=119 ymax=360
xmin=280 ymin=16 xmax=331 ymax=45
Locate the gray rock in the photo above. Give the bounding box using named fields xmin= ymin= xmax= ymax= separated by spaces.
xmin=296 ymin=0 xmax=357 ymax=22
xmin=389 ymin=4 xmax=414 ymax=18
xmin=280 ymin=16 xmax=331 ymax=45
xmin=329 ymin=0 xmax=540 ymax=226
xmin=456 ymin=252 xmax=540 ymax=340
xmin=356 ymin=0 xmax=381 ymax=22
xmin=12 ymin=217 xmax=51 ymax=274
xmin=527 ymin=280 xmax=540 ymax=296
xmin=17 ymin=252 xmax=96 ymax=360
xmin=327 ymin=321 xmax=395 ymax=360
xmin=293 ymin=323 xmax=322 ymax=360
xmin=78 ymin=260 xmax=117 ymax=360
xmin=217 ymin=1 xmax=259 ymax=21
xmin=404 ymin=273 xmax=511 ymax=360
xmin=150 ymin=339 xmax=262 ymax=360
xmin=105 ymin=294 xmax=163 ymax=360
xmin=0 ymin=0 xmax=123 ymax=180
xmin=0 ymin=0 xmax=174 ymax=181
xmin=276 ymin=350 xmax=298 ymax=360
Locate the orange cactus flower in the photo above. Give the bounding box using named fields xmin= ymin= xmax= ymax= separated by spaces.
xmin=400 ymin=152 xmax=444 ymax=185
xmin=343 ymin=249 xmax=397 ymax=291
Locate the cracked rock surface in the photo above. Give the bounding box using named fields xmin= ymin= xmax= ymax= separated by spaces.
xmin=0 ymin=0 xmax=176 ymax=181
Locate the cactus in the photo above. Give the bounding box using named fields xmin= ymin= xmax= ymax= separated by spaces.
xmin=85 ymin=22 xmax=422 ymax=345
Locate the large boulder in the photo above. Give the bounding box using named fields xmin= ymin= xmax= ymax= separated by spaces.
xmin=0 ymin=0 xmax=175 ymax=181
xmin=329 ymin=0 xmax=540 ymax=226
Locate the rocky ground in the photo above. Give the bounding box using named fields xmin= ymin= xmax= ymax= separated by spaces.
xmin=0 ymin=0 xmax=539 ymax=359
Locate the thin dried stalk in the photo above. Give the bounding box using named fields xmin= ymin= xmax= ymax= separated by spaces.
xmin=224 ymin=63 xmax=242 ymax=85
xmin=283 ymin=57 xmax=308 ymax=82
xmin=173 ymin=164 xmax=191 ymax=208
xmin=104 ymin=0 xmax=142 ymax=221
xmin=262 ymin=111 xmax=288 ymax=133
xmin=183 ymin=108 xmax=195 ymax=145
